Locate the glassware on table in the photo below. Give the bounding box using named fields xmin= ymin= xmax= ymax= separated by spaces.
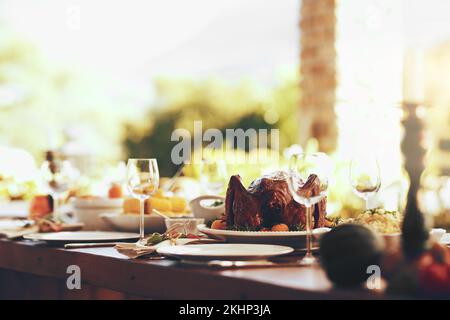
xmin=288 ymin=152 xmax=330 ymax=266
xmin=126 ymin=158 xmax=159 ymax=244
xmin=40 ymin=151 xmax=73 ymax=221
xmin=349 ymin=157 xmax=381 ymax=210
xmin=199 ymin=159 xmax=227 ymax=195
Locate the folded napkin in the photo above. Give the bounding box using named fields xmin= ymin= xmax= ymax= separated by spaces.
xmin=0 ymin=219 xmax=38 ymax=239
xmin=115 ymin=238 xmax=222 ymax=259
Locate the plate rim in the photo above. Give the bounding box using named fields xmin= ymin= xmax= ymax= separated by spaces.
xmin=23 ymin=230 xmax=139 ymax=242
xmin=197 ymin=224 xmax=330 ymax=237
xmin=156 ymin=243 xmax=294 ymax=258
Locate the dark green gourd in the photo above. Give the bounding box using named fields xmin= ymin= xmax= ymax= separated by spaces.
xmin=319 ymin=224 xmax=384 ymax=288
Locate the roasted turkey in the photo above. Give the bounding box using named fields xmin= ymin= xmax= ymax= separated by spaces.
xmin=225 ymin=171 xmax=327 ymax=230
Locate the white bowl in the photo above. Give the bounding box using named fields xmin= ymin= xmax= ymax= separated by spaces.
xmin=381 ymin=233 xmax=401 ymax=253
xmin=430 ymin=228 xmax=446 ymax=243
xmin=381 ymin=228 xmax=447 ymax=253
xmin=101 ymin=213 xmax=166 ymax=233
xmin=73 ymin=207 xmax=122 ymax=231
xmin=189 ymin=195 xmax=225 ymax=221
xmin=72 ymin=197 xmax=123 ymax=209
xmin=165 ymin=218 xmax=205 ymax=235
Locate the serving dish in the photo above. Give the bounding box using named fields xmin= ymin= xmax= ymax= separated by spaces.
xmin=189 ymin=195 xmax=225 ymax=221
xmin=71 ymin=197 xmax=123 ymax=209
xmin=73 ymin=207 xmax=121 ymax=231
xmin=71 ymin=197 xmax=124 ymax=230
xmin=101 ymin=212 xmax=166 ymax=233
xmin=197 ymin=224 xmax=330 ymax=249
xmin=381 ymin=228 xmax=447 ymax=252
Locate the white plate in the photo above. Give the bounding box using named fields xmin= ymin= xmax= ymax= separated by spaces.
xmin=157 ymin=243 xmax=294 ymax=261
xmin=23 ymin=231 xmax=139 ymax=243
xmin=197 ymin=224 xmax=330 ymax=249
xmin=101 ymin=213 xmax=166 ymax=233
xmin=0 ymin=219 xmax=34 ymax=230
xmin=72 ymin=198 xmax=123 ymax=209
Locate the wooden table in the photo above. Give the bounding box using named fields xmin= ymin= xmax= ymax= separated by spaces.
xmin=0 ymin=239 xmax=389 ymax=300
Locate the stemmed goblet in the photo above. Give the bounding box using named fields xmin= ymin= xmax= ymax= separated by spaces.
xmin=126 ymin=158 xmax=159 ymax=245
xmin=349 ymin=157 xmax=381 ymax=210
xmin=288 ymin=152 xmax=330 ymax=266
xmin=199 ymin=159 xmax=228 ymax=195
xmin=40 ymin=151 xmax=74 ymax=221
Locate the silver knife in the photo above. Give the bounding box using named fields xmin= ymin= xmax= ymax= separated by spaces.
xmin=64 ymin=242 xmax=125 ymax=249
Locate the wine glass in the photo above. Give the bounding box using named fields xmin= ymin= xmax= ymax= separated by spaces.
xmin=126 ymin=158 xmax=159 ymax=244
xmin=40 ymin=152 xmax=73 ymax=221
xmin=199 ymin=159 xmax=227 ymax=195
xmin=288 ymin=152 xmax=330 ymax=266
xmin=349 ymin=157 xmax=381 ymax=210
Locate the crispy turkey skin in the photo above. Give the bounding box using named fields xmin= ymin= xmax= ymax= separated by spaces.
xmin=225 ymin=171 xmax=327 ymax=230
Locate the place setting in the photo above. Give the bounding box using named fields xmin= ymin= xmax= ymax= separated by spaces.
xmin=36 ymin=154 xmax=323 ymax=263
xmin=1 ymin=139 xmax=450 ymax=299
xmin=1 ymin=1 xmax=450 ymax=303
xmin=11 ymin=155 xmax=329 ymax=264
xmin=4 ymin=152 xmax=449 ymax=267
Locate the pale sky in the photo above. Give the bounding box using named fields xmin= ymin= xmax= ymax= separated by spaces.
xmin=1 ymin=0 xmax=450 ymax=103
xmin=404 ymin=0 xmax=450 ymax=47
xmin=0 ymin=0 xmax=299 ymax=86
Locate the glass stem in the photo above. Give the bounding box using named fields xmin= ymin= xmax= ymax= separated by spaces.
xmin=52 ymin=193 xmax=59 ymax=221
xmin=140 ymin=198 xmax=145 ymax=241
xmin=364 ymin=194 xmax=370 ymax=210
xmin=305 ymin=204 xmax=313 ymax=259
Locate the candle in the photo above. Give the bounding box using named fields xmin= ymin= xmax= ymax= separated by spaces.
xmin=403 ymin=48 xmax=425 ymax=104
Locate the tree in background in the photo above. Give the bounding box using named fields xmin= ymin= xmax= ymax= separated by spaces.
xmin=124 ymin=74 xmax=300 ymax=177
xmin=0 ymin=29 xmax=139 ymax=164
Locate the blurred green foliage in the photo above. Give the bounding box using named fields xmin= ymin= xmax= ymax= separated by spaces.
xmin=125 ymin=75 xmax=300 ymax=177
xmin=0 ymin=28 xmax=428 ymax=220
xmin=0 ymin=29 xmax=300 ymax=175
xmin=0 ymin=30 xmax=139 ymax=163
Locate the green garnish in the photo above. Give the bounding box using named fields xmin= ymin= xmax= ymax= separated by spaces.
xmin=289 ymin=223 xmax=306 ymax=231
xmin=227 ymin=225 xmax=259 ymax=232
xmin=326 ymin=215 xmax=343 ymax=227
xmin=146 ymin=233 xmax=168 ymax=246
xmin=364 ymin=208 xmax=400 ymax=216
xmin=210 ymin=200 xmax=224 ymax=207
